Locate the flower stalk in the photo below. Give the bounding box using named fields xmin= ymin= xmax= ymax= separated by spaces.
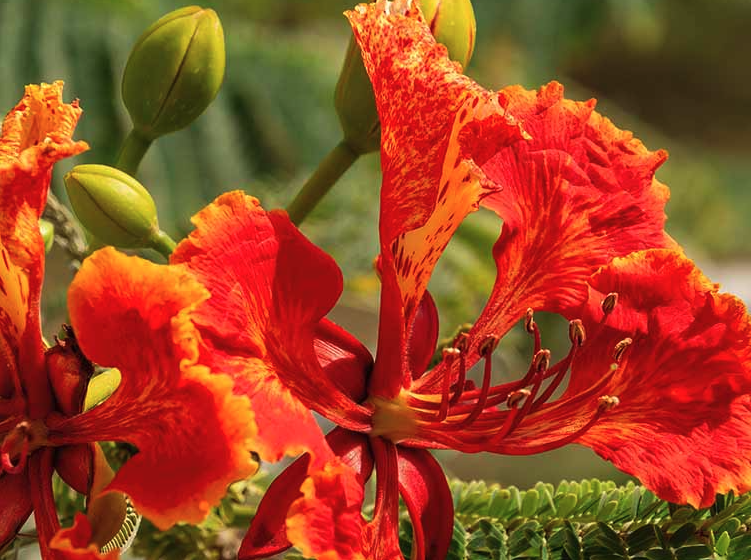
xmin=285 ymin=140 xmax=359 ymax=225
xmin=115 ymin=129 xmax=153 ymax=176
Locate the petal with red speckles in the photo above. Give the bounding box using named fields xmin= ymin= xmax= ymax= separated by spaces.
xmin=416 ymin=83 xmax=675 ymax=395
xmin=347 ymin=1 xmax=527 ymax=398
xmin=466 ymin=83 xmax=673 ymax=359
xmin=172 ymin=192 xmax=371 ymax=462
xmin=52 ymin=247 xmax=257 ymax=530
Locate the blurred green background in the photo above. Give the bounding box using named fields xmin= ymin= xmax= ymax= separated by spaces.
xmin=2 ymin=0 xmax=750 ymax=490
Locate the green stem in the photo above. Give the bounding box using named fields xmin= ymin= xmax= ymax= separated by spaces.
xmin=115 ymin=129 xmax=153 ymax=176
xmin=149 ymin=230 xmax=177 ymax=258
xmin=229 ymin=504 xmax=256 ymax=526
xmin=286 ymin=140 xmax=359 ymax=225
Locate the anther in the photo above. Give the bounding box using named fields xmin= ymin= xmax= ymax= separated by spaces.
xmin=532 ymin=349 xmax=551 ymax=373
xmin=602 ymin=292 xmax=619 ymax=315
xmin=442 ymin=347 xmax=461 ymax=361
xmin=524 ymin=308 xmax=535 ymax=333
xmin=612 ymin=338 xmax=632 ymax=363
xmin=507 ymin=389 xmax=531 ymax=408
xmin=453 ymin=332 xmax=470 ymax=353
xmin=597 ymin=395 xmax=620 ymax=411
xmin=568 ymin=319 xmax=586 ymax=347
xmin=478 ymin=335 xmax=499 ymax=357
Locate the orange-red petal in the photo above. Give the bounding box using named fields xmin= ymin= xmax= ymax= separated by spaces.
xmin=397 ymin=446 xmax=453 ymax=560
xmin=571 ymin=250 xmax=751 ymax=507
xmin=468 ymin=83 xmax=672 ymax=355
xmin=240 ymin=428 xmax=374 ymax=560
xmin=347 ymin=1 xmax=527 ymax=398
xmin=29 ymin=448 xmax=60 ymax=560
xmin=172 ymin=192 xmax=370 ymax=462
xmin=51 ymin=247 xmax=257 ymax=529
xmin=49 ymin=514 xmax=118 ymax=560
xmin=286 ymin=459 xmax=366 ymax=560
xmin=0 ymin=82 xmax=87 ymax=417
xmin=481 ymin=250 xmax=751 ymax=508
xmin=416 ymin=83 xmax=675 ymax=394
xmin=0 ymin=82 xmax=88 ymax=270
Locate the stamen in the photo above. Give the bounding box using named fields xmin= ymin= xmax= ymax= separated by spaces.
xmin=612 ymin=338 xmax=632 ymax=363
xmin=598 ymin=395 xmax=620 ymax=411
xmin=601 ymin=292 xmax=619 ymax=315
xmin=448 ymin=333 xmax=470 ymax=405
xmin=435 ymin=348 xmax=460 ymax=422
xmin=498 ymin=394 xmax=620 ymax=455
xmin=487 ymin=389 xmax=532 ymax=445
xmin=507 ymin=388 xmax=531 ymax=408
xmin=524 ymin=308 xmax=535 ymax=333
xmin=445 ymin=336 xmax=496 ymax=430
xmin=525 ymin=308 xmax=541 ymax=353
xmin=478 ymin=335 xmax=499 ymax=357
xmin=568 ymin=319 xmax=586 ymax=347
xmin=532 ymin=349 xmax=551 ymax=373
xmin=409 ymin=312 xmax=621 ymax=449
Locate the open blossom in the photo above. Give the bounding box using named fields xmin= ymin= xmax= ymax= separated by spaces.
xmin=146 ymin=2 xmax=751 ymax=559
xmin=0 ymin=83 xmax=257 ymax=559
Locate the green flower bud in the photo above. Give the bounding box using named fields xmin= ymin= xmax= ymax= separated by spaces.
xmin=39 ymin=219 xmax=54 ymax=253
xmin=334 ymin=37 xmax=381 ymax=155
xmin=335 ymin=0 xmax=477 ymax=155
xmin=420 ymin=0 xmax=476 ymax=69
xmin=122 ymin=6 xmax=225 ymax=140
xmin=64 ymin=164 xmax=159 ymax=249
xmin=84 ymin=368 xmax=122 ymax=411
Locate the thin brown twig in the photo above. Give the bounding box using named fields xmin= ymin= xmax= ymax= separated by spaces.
xmin=42 ymin=192 xmax=88 ymax=269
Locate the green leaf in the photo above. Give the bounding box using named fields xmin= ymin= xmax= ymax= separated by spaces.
xmin=715 ymin=530 xmax=731 ymax=556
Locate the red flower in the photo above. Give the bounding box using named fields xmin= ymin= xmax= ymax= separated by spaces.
xmin=168 ymin=3 xmax=751 ymax=560
xmin=0 ymin=83 xmax=257 ymax=559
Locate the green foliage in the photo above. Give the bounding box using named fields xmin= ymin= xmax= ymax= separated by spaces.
xmin=281 ymin=479 xmax=751 ymax=560
xmin=442 ymin=478 xmax=751 ymax=560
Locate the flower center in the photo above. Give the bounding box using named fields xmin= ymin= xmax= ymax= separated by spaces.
xmin=369 ymin=394 xmax=419 ymax=442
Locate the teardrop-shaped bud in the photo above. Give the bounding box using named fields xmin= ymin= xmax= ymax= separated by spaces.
xmin=64 ymin=164 xmax=159 ymax=249
xmin=122 ymin=6 xmax=225 ymax=140
xmin=420 ymin=0 xmax=476 ymax=69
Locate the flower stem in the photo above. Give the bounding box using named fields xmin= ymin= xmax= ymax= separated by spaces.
xmin=286 ymin=140 xmax=359 ymax=226
xmin=115 ymin=129 xmax=152 ymax=176
xmin=149 ymin=230 xmax=177 ymax=258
